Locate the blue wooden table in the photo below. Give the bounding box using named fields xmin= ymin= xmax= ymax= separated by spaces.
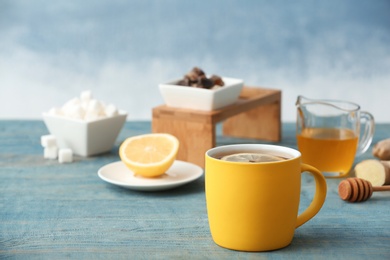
xmin=1 ymin=120 xmax=390 ymax=259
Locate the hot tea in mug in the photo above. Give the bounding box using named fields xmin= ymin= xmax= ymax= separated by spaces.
xmin=205 ymin=144 xmax=327 ymax=252
xmin=213 ymin=150 xmax=288 ymax=162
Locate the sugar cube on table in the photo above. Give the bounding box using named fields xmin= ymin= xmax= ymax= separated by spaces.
xmin=44 ymin=146 xmax=58 ymax=159
xmin=41 ymin=135 xmax=57 ymax=147
xmin=58 ymin=148 xmax=73 ymax=163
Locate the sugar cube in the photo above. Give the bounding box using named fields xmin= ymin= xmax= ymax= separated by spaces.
xmin=80 ymin=90 xmax=93 ymax=101
xmin=84 ymin=112 xmax=101 ymax=121
xmin=41 ymin=135 xmax=57 ymax=147
xmin=45 ymin=90 xmax=122 ymax=122
xmin=44 ymin=146 xmax=58 ymax=159
xmin=84 ymin=99 xmax=105 ymax=121
xmin=63 ymin=103 xmax=85 ymax=120
xmin=105 ymin=104 xmax=118 ymax=117
xmin=86 ymin=99 xmax=104 ymax=114
xmin=62 ymin=97 xmax=81 ymax=111
xmin=58 ymin=148 xmax=73 ymax=163
xmin=48 ymin=107 xmax=62 ymax=116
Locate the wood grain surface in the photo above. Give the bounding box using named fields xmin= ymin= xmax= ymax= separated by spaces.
xmin=1 ymin=120 xmax=389 ymax=259
xmin=152 ymin=87 xmax=281 ymax=166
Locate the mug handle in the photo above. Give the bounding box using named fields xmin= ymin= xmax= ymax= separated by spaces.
xmin=356 ymin=111 xmax=375 ymax=156
xmin=296 ymin=163 xmax=327 ymax=228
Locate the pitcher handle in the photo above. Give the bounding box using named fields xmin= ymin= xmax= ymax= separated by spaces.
xmin=296 ymin=164 xmax=327 ymax=228
xmin=356 ymin=111 xmax=375 ymax=156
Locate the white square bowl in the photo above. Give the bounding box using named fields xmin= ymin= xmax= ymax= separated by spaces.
xmin=159 ymin=77 xmax=244 ymax=111
xmin=42 ymin=111 xmax=127 ymax=157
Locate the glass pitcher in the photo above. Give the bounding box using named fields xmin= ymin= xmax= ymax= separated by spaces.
xmin=296 ymin=96 xmax=375 ymax=178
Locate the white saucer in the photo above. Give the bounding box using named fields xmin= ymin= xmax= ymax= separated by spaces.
xmin=97 ymin=160 xmax=203 ymax=191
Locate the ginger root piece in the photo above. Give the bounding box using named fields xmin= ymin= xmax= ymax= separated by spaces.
xmin=372 ymin=138 xmax=390 ymax=160
xmin=354 ymin=159 xmax=390 ymax=186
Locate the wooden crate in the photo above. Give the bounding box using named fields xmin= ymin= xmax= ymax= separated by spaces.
xmin=152 ymin=87 xmax=281 ymax=167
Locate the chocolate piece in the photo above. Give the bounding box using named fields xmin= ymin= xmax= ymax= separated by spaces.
xmin=200 ymin=78 xmax=214 ymax=89
xmin=210 ymin=75 xmax=225 ymax=86
xmin=192 ymin=67 xmax=205 ymax=77
xmin=185 ymin=71 xmax=199 ymax=82
xmin=176 ymin=67 xmax=225 ymax=89
xmin=177 ymin=78 xmax=191 ymax=86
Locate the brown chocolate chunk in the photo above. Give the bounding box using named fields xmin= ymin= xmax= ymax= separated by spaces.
xmin=200 ymin=78 xmax=214 ymax=89
xmin=192 ymin=67 xmax=205 ymax=77
xmin=210 ymin=75 xmax=225 ymax=86
xmin=176 ymin=67 xmax=224 ymax=90
xmin=177 ymin=78 xmax=191 ymax=86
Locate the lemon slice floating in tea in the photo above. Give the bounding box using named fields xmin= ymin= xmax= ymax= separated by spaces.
xmin=221 ymin=153 xmax=284 ymax=163
xmin=119 ymin=133 xmax=179 ymax=177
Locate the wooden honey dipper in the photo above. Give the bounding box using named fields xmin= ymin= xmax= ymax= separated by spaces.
xmin=338 ymin=177 xmax=390 ymax=202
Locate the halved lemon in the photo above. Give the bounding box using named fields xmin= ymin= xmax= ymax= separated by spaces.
xmin=119 ymin=133 xmax=179 ymax=177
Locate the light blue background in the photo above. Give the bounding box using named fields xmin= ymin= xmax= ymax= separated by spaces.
xmin=1 ymin=0 xmax=389 ymax=122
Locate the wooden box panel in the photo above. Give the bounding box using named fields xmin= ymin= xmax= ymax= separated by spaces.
xmin=152 ymin=87 xmax=281 ymax=167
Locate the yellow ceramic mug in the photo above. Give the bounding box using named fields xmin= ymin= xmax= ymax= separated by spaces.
xmin=205 ymin=144 xmax=327 ymax=252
